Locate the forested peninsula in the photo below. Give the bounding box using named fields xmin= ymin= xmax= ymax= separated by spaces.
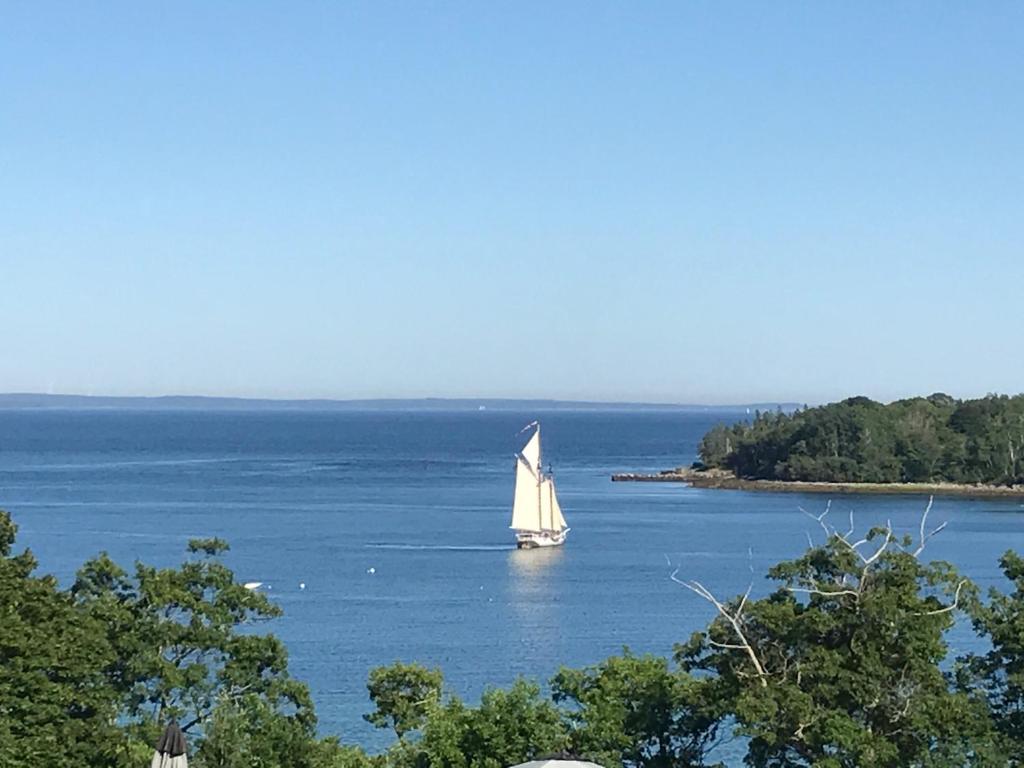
xmin=689 ymin=393 xmax=1024 ymax=491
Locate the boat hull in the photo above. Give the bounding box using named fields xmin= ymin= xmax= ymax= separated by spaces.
xmin=515 ymin=529 xmax=568 ymax=549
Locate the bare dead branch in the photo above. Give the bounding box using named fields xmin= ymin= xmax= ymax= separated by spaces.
xmin=787 ymin=586 xmax=861 ymax=600
xmin=707 ymin=639 xmax=750 ymax=651
xmin=915 ymin=579 xmax=967 ymax=616
xmin=737 ymin=582 xmax=753 ymax=615
xmin=912 ymin=497 xmax=948 ymax=556
xmin=833 ymin=533 xmax=868 ymax=562
xmin=862 ymin=520 xmax=894 ymax=567
xmin=918 ymin=496 xmax=933 ymax=550
xmin=670 ymin=567 xmax=768 ymax=687
xmin=799 ymin=500 xmax=832 ymax=542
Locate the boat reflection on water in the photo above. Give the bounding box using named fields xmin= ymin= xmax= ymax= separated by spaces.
xmin=508 ymin=544 xmax=564 ymax=582
xmin=504 ymin=546 xmax=566 ymax=674
xmin=507 ymin=546 xmax=564 ymax=628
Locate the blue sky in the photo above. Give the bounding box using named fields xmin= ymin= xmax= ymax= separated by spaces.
xmin=2 ymin=3 xmax=1021 ymax=404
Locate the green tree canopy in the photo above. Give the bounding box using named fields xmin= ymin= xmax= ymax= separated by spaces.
xmin=0 ymin=512 xmax=123 ymax=768
xmin=552 ymin=651 xmax=722 ymax=768
xmin=963 ymin=550 xmax=1024 ymax=763
xmin=407 ymin=678 xmax=568 ymax=768
xmin=1 ymin=508 xmax=345 ymax=768
xmin=697 ymin=393 xmax=1024 ymax=485
xmin=365 ymin=662 xmax=444 ymax=740
xmin=675 ymin=516 xmax=998 ymax=767
xmin=13 ymin=505 xmax=1024 ymax=767
xmin=71 ymin=538 xmax=313 ymax=743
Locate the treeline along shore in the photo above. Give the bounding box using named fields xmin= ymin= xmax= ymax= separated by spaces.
xmin=611 ymin=467 xmax=1024 ymax=497
xmin=615 ymin=393 xmax=1024 ymax=496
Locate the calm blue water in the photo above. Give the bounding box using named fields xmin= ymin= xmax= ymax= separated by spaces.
xmin=2 ymin=408 xmax=1023 ymax=755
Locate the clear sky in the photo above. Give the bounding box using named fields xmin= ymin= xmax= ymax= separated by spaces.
xmin=2 ymin=3 xmax=1021 ymax=404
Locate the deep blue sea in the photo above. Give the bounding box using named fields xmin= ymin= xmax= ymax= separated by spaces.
xmin=3 ymin=408 xmax=1023 ymax=756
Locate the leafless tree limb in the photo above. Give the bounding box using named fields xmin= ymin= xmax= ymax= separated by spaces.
xmin=861 ymin=520 xmax=894 ymax=567
xmin=707 ymin=639 xmax=750 ymax=651
xmin=912 ymin=496 xmax=947 ymax=556
xmin=799 ymin=499 xmax=832 ymax=542
xmin=671 ymin=567 xmax=768 ymax=687
xmin=918 ymin=496 xmax=933 ymax=550
xmin=843 ymin=509 xmax=856 ymax=539
xmin=787 ymin=586 xmax=861 ymax=600
xmin=805 ymin=501 xmax=947 ymax=568
xmin=915 ymin=579 xmax=968 ymax=616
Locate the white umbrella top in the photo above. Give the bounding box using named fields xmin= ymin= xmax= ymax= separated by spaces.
xmin=150 ymin=721 xmax=188 ymax=768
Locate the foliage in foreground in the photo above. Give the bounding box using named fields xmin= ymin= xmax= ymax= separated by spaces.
xmin=0 ymin=511 xmax=334 ymax=768
xmin=675 ymin=520 xmax=998 ymax=766
xmin=7 ymin=505 xmax=1024 ymax=767
xmin=698 ymin=393 xmax=1024 ymax=485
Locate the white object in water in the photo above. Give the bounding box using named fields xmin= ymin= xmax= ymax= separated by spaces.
xmin=299 ymin=582 xmax=306 ymax=590
xmin=367 ymin=567 xmax=376 ymax=574
xmin=510 ymin=422 xmax=569 ymax=549
xmin=243 ymin=582 xmax=262 ymax=590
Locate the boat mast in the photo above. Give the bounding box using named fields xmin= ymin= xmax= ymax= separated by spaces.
xmin=536 ymin=424 xmax=543 ymax=531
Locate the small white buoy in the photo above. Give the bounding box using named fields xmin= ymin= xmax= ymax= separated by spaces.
xmin=367 ymin=567 xmax=376 ymax=574
xmin=243 ymin=582 xmax=262 ymax=590
xmin=299 ymin=583 xmax=306 ymax=590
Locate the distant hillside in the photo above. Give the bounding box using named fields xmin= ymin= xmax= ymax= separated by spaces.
xmin=0 ymin=393 xmax=800 ymax=413
xmin=699 ymin=393 xmax=1024 ymax=486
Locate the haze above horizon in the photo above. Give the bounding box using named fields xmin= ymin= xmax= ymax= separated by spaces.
xmin=0 ymin=392 xmax=801 ymax=411
xmin=2 ymin=3 xmax=1021 ymax=404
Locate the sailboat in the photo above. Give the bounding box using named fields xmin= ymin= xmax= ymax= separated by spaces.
xmin=510 ymin=422 xmax=570 ymax=549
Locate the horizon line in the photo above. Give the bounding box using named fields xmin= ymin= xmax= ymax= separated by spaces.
xmin=0 ymin=391 xmax=803 ymax=410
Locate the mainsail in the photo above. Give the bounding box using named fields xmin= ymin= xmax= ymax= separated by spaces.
xmin=510 ymin=425 xmax=567 ymax=534
xmin=539 ymin=477 xmax=555 ymax=530
xmin=510 ymin=454 xmax=540 ymax=531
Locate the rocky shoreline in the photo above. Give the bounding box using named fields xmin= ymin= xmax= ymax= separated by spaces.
xmin=611 ymin=467 xmax=1024 ymax=498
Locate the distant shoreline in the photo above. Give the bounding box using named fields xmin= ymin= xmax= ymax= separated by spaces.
xmin=611 ymin=467 xmax=1024 ymax=499
xmin=0 ymin=393 xmax=800 ymax=413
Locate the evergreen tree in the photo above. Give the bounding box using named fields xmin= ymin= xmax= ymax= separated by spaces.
xmin=675 ymin=519 xmax=1000 ymax=766
xmin=697 ymin=393 xmax=1024 ymax=486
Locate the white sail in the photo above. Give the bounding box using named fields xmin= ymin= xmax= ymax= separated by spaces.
xmin=510 ymin=455 xmax=541 ymax=531
xmin=510 ymin=423 xmax=569 ymax=545
xmin=538 ymin=477 xmax=567 ymax=532
xmin=539 ymin=477 xmax=554 ymax=531
xmin=550 ymin=478 xmax=567 ymax=531
xmin=520 ymin=428 xmax=541 ymax=475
